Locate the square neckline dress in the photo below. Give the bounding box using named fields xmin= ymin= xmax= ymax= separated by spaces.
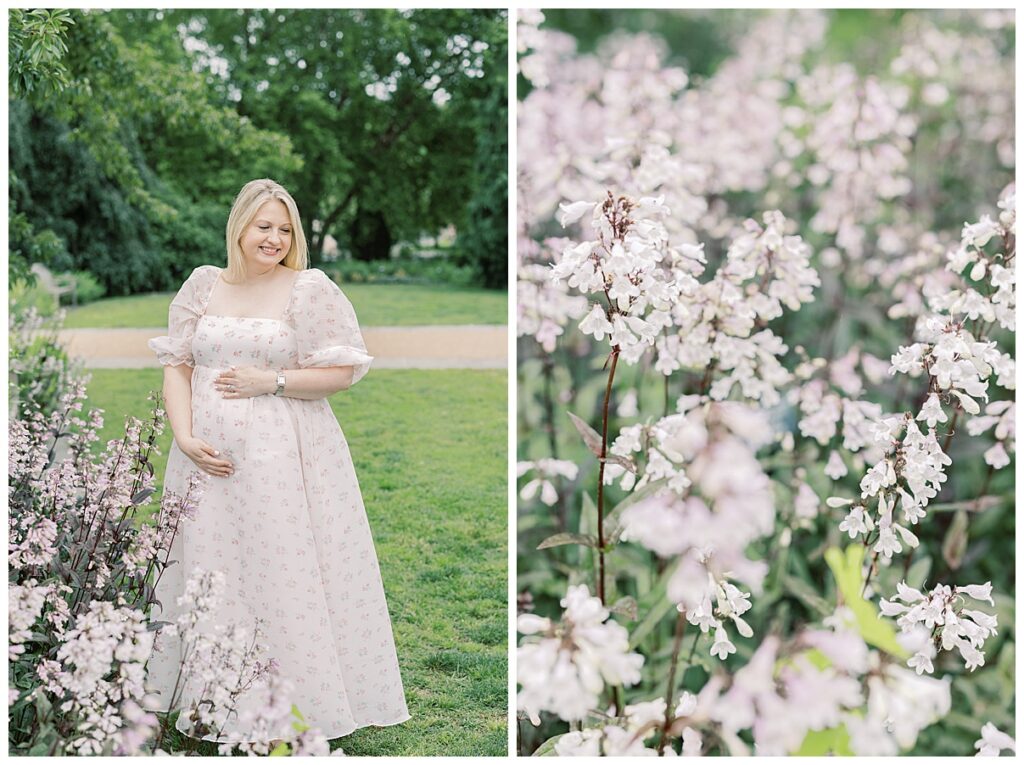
xmin=146 ymin=264 xmax=410 ymax=742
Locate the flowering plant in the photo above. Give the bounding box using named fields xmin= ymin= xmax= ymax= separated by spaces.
xmin=517 ymin=9 xmax=1014 ymax=757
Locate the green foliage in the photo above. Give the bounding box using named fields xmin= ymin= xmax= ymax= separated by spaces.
xmin=8 ymin=169 xmax=66 ymax=284
xmin=454 ymin=12 xmax=509 ymax=289
xmin=10 ymin=9 xmax=506 ymax=294
xmin=795 ymin=724 xmax=854 ymax=756
xmin=824 ymin=546 xmax=909 ymax=658
xmin=124 ymin=9 xmax=507 ymax=276
xmin=8 ymin=9 xmax=75 ymax=99
xmin=8 ymin=305 xmax=83 ymax=419
xmin=9 ymin=8 xmax=302 ymax=293
xmin=69 ymin=271 xmax=106 ymax=304
xmin=325 ymin=255 xmax=476 ymax=287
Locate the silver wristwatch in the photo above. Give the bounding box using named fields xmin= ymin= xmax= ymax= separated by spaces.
xmin=273 ymin=371 xmax=286 ymax=397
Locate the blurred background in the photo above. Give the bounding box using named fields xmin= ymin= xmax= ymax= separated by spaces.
xmin=10 ymin=8 xmax=508 ymax=307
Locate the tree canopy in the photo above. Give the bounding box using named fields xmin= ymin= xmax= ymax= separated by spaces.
xmin=9 ymin=8 xmax=508 ymax=293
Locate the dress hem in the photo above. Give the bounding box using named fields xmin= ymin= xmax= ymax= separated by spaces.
xmin=175 ymin=711 xmax=413 ymax=745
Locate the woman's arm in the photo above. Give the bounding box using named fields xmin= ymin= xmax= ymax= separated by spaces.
xmin=163 ymin=364 xmax=196 ymax=444
xmin=165 ymin=364 xmax=235 ymax=477
xmin=214 ymin=366 xmax=354 ymax=401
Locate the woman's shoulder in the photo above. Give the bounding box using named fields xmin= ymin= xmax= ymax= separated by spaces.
xmin=294 ymin=267 xmax=344 ymax=294
xmin=171 ymin=265 xmax=221 ymax=311
xmin=184 ymin=264 xmax=222 ymax=288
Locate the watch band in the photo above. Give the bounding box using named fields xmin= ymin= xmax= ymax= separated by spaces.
xmin=274 ymin=371 xmax=286 ymax=396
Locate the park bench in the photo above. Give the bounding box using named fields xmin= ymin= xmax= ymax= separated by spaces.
xmin=30 ymin=262 xmax=77 ymax=306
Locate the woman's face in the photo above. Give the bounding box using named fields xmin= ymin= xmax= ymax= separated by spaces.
xmin=239 ymin=199 xmax=293 ymax=273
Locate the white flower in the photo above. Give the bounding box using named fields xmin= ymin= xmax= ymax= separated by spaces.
xmin=956 ymin=582 xmax=994 ymax=606
xmin=578 ymin=304 xmax=614 ymax=341
xmin=916 ymin=393 xmax=947 ymax=429
xmin=825 ymin=450 xmax=848 ymax=479
xmin=961 ymin=215 xmax=1000 ymax=247
xmin=883 ymin=580 xmax=998 ymax=675
xmin=983 ymin=442 xmax=1010 ymax=469
xmin=975 ymin=722 xmax=1016 ymax=756
xmin=681 ymin=727 xmax=703 ymax=756
xmin=838 ymin=505 xmax=868 ymax=539
xmin=558 ymin=201 xmax=595 ymax=227
xmin=517 ymin=585 xmax=644 ymax=723
xmin=710 ymin=624 xmax=736 ymax=660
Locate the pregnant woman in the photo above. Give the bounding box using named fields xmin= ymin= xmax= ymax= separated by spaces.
xmin=146 ymin=178 xmax=410 ymax=743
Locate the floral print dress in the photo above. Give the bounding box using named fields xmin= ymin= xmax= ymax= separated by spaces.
xmin=146 ymin=265 xmax=410 ymax=741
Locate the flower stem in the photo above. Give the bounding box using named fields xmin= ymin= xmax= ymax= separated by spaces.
xmin=596 ymin=346 xmax=621 ymax=605
xmin=657 ymin=608 xmax=688 ymax=756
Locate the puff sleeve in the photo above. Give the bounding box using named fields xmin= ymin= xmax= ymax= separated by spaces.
xmin=291 ymin=269 xmax=374 ymax=385
xmin=147 ymin=265 xmax=217 ymax=367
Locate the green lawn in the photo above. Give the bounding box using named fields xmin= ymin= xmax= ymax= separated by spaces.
xmin=65 ymin=283 xmax=507 ymax=328
xmin=84 ymin=368 xmax=508 ymax=756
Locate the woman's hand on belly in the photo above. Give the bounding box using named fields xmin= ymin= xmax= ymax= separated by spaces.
xmin=214 ymin=366 xmax=276 ymax=398
xmin=179 ymin=436 xmax=235 ymax=478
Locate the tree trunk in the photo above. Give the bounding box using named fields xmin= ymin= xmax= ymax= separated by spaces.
xmin=349 ymin=207 xmax=392 ymax=261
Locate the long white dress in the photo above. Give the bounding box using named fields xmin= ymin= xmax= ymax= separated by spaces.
xmin=146 ymin=265 xmax=410 ymax=741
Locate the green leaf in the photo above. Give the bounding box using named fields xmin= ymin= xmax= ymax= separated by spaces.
xmin=776 ymin=646 xmax=833 ymax=674
xmin=269 ymin=741 xmax=291 ymax=756
xmin=824 ymin=545 xmax=908 ymax=659
xmin=781 ymin=574 xmax=832 ymax=617
xmin=532 ymin=732 xmax=567 ymax=756
xmin=628 ymin=560 xmax=679 ymax=649
xmin=537 ymin=532 xmax=599 ymax=550
xmin=290 ymin=703 xmax=310 ymax=733
xmin=795 ymin=724 xmax=853 ymax=756
xmin=942 ymin=509 xmax=969 ymax=570
xmin=904 ymin=555 xmax=931 ymax=591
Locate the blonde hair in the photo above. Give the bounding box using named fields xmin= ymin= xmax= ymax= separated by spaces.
xmin=223 ymin=179 xmax=308 ymax=283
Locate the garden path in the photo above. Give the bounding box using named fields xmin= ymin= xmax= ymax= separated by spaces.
xmin=58 ymin=325 xmax=507 ymax=369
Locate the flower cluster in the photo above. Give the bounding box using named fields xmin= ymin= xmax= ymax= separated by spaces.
xmin=553 ymin=695 xmax=703 ymax=756
xmin=517 ymin=584 xmax=644 ymax=724
xmin=616 ymin=399 xmax=775 ymax=658
xmin=38 ymin=600 xmax=155 ymax=755
xmin=554 ymin=193 xmax=694 ymax=365
xmin=653 ymin=211 xmax=817 ymax=405
xmin=880 ymin=580 xmax=998 ymax=674
xmin=517 ymin=458 xmax=579 ymax=507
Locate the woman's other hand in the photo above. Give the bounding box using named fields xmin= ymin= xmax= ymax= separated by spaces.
xmin=180 ymin=437 xmax=234 ymax=477
xmin=214 ymin=366 xmax=275 ymax=398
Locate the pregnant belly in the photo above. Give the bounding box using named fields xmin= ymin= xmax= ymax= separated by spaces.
xmin=191 ymin=379 xmax=302 ymax=474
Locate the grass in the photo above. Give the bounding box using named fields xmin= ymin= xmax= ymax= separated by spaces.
xmin=83 ymin=368 xmax=508 ymax=756
xmin=63 ymin=283 xmax=507 ymax=329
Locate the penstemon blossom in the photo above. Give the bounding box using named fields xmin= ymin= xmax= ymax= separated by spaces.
xmin=517 ymin=584 xmax=644 ymax=724
xmin=975 ymin=722 xmax=1016 ymax=757
xmin=880 ymin=581 xmax=998 ymax=674
xmin=517 ymin=459 xmax=579 ymax=506
xmin=615 ymin=398 xmax=775 ymax=657
xmin=553 ymin=192 xmax=691 ymax=365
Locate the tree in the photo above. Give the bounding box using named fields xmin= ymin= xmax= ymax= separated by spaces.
xmin=455 ymin=12 xmax=508 ymax=288
xmin=9 ymin=9 xmax=302 ymax=293
xmin=121 ymin=9 xmax=507 ymax=268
